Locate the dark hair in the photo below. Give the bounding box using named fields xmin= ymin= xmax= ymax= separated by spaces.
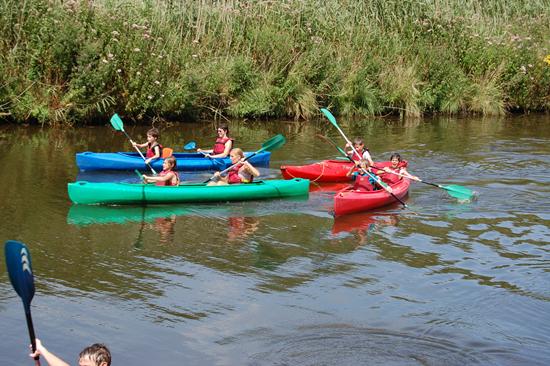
xmin=79 ymin=344 xmax=111 ymax=366
xmin=352 ymin=137 xmax=364 ymax=145
xmin=390 ymin=153 xmax=402 ymax=161
xmin=147 ymin=128 xmax=160 ymax=139
xmin=217 ymin=123 xmax=229 ymax=135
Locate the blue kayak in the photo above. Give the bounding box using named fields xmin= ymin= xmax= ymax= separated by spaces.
xmin=76 ymin=151 xmax=271 ymax=171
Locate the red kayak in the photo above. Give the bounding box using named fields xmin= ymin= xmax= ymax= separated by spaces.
xmin=281 ymin=160 xmax=406 ymax=183
xmin=333 ymin=178 xmax=411 ymax=217
xmin=280 ymin=160 xmax=355 ymax=182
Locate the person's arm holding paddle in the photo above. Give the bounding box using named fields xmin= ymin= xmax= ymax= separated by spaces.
xmin=29 ymin=339 xmax=70 ymax=366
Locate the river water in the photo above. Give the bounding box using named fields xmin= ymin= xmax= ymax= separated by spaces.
xmin=0 ymin=115 xmax=549 ymax=365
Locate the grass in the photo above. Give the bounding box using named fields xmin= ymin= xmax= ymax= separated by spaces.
xmin=0 ymin=0 xmax=549 ymax=125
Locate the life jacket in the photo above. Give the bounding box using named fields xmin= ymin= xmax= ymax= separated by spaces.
xmin=146 ymin=143 xmax=163 ymax=159
xmin=213 ymin=137 xmax=233 ymax=154
xmin=227 ymin=163 xmax=253 ymax=184
xmin=155 ymin=170 xmax=180 ymax=186
xmin=349 ymin=148 xmax=367 ymax=162
xmin=353 ymin=171 xmax=377 ymax=191
xmin=376 ymin=160 xmax=408 ymax=185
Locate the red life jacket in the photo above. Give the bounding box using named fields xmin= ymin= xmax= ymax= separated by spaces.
xmin=227 ymin=164 xmax=253 ymax=184
xmin=353 ymin=173 xmax=375 ymax=191
xmin=146 ymin=143 xmax=163 ymax=158
xmin=155 ymin=170 xmax=180 ymax=186
xmin=350 ymin=148 xmax=365 ymax=162
xmin=213 ymin=137 xmax=233 ymax=154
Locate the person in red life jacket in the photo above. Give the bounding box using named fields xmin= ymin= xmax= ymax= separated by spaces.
xmin=344 ymin=137 xmax=374 ymax=166
xmin=346 ymin=159 xmax=390 ymax=192
xmin=197 ymin=123 xmax=233 ymax=158
xmin=29 ymin=338 xmax=111 ymax=366
xmin=208 ymin=148 xmax=260 ymax=186
xmin=142 ymin=156 xmax=180 ymax=186
xmin=377 ymin=153 xmax=419 ymax=185
xmin=131 ymin=127 xmax=163 ymax=165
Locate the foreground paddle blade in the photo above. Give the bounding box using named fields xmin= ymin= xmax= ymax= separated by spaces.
xmin=5 ymin=241 xmax=35 ymax=306
xmin=184 ymin=141 xmax=197 ymax=150
xmin=320 ymin=108 xmax=338 ymax=128
xmin=110 ymin=113 xmax=124 ymax=131
xmin=261 ymin=134 xmax=286 ymax=152
xmin=442 ymin=184 xmax=475 ymax=200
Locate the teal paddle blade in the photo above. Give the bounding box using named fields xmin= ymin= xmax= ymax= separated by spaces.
xmin=442 ymin=185 xmax=475 ymax=200
xmin=110 ymin=113 xmax=124 ymax=131
xmin=184 ymin=141 xmax=196 ymax=150
xmin=261 ymin=134 xmax=286 ymax=152
xmin=320 ymin=108 xmax=338 ymax=128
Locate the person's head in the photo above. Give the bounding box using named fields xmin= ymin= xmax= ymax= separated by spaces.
xmin=147 ymin=128 xmax=160 ymax=142
xmin=352 ymin=137 xmax=364 ymax=151
xmin=390 ymin=153 xmax=402 ymax=168
xmin=163 ymin=156 xmax=177 ymax=171
xmin=217 ymin=123 xmax=229 ymax=137
xmin=358 ymin=158 xmax=370 ymax=170
xmin=229 ymin=148 xmax=244 ymax=164
xmin=78 ymin=344 xmax=111 ymax=366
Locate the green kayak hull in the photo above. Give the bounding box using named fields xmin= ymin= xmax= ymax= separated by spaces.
xmin=68 ymin=179 xmax=310 ymax=205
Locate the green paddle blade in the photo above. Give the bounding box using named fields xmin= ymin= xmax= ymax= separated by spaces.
xmin=110 ymin=113 xmax=124 ymax=131
xmin=260 ymin=134 xmax=286 ymax=152
xmin=320 ymin=108 xmax=339 ymax=128
xmin=442 ymin=184 xmax=475 ymax=200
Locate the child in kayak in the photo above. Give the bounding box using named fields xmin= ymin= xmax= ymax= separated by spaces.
xmin=131 ymin=127 xmax=162 ymax=165
xmin=209 ymin=148 xmax=260 ymax=185
xmin=30 ymin=338 xmax=111 ymax=366
xmin=142 ymin=156 xmax=180 ymax=186
xmin=345 ymin=137 xmax=374 ymax=166
xmin=346 ymin=159 xmax=391 ymax=192
xmin=377 ymin=153 xmax=418 ymax=185
xmin=197 ymin=123 xmax=233 ymax=158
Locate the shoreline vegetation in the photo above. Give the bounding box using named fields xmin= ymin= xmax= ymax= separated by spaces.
xmin=1 ymin=0 xmax=549 ymax=126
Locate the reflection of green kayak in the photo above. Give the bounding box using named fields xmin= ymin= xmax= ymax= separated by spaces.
xmin=68 ymin=179 xmax=310 ymax=205
xmin=67 ymin=205 xmax=193 ymax=225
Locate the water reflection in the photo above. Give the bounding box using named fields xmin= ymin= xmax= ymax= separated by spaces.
xmin=332 ymin=212 xmax=400 ymax=246
xmin=227 ymin=216 xmax=260 ymax=242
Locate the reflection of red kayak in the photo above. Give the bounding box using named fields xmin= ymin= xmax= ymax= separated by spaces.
xmin=281 ymin=160 xmax=354 ymax=182
xmin=332 ymin=212 xmax=400 ymax=234
xmin=281 ymin=160 xmax=401 ymax=183
xmin=333 ymin=179 xmax=411 ymax=216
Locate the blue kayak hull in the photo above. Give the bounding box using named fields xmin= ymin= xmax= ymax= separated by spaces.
xmin=76 ymin=151 xmax=271 ymax=171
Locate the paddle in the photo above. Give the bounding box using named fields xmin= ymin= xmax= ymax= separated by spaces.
xmin=204 ymin=134 xmax=286 ymax=183
xmin=183 ymin=141 xmax=196 ymax=150
xmin=373 ymin=169 xmax=475 ymax=200
xmin=5 ymin=240 xmax=41 ymax=366
xmin=316 ymin=134 xmax=348 ymax=158
xmin=110 ymin=113 xmax=157 ymax=175
xmin=320 ymin=108 xmax=408 ymax=208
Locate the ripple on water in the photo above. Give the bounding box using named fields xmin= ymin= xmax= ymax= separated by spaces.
xmin=248 ymin=324 xmax=498 ymax=366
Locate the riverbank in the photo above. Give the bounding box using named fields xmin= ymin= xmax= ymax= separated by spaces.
xmin=1 ymin=0 xmax=549 ymax=125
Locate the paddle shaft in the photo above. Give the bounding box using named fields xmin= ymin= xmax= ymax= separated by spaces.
xmin=204 ymin=151 xmax=259 ymax=183
xmin=327 ymin=120 xmax=407 ymax=207
xmin=25 ymin=307 xmax=40 ymax=365
xmin=120 ymin=129 xmax=157 ymax=175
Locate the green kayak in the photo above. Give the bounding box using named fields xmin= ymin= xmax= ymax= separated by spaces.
xmin=68 ymin=179 xmax=310 ymax=205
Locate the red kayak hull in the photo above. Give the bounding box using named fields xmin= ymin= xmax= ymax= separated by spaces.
xmin=280 ymin=160 xmax=355 ymax=182
xmin=281 ymin=160 xmax=402 ymax=183
xmin=333 ymin=179 xmax=411 ymax=216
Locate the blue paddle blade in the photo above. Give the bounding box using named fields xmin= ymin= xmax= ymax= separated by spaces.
xmin=184 ymin=141 xmax=197 ymax=150
xmin=110 ymin=113 xmax=124 ymax=131
xmin=4 ymin=240 xmax=35 ymax=307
